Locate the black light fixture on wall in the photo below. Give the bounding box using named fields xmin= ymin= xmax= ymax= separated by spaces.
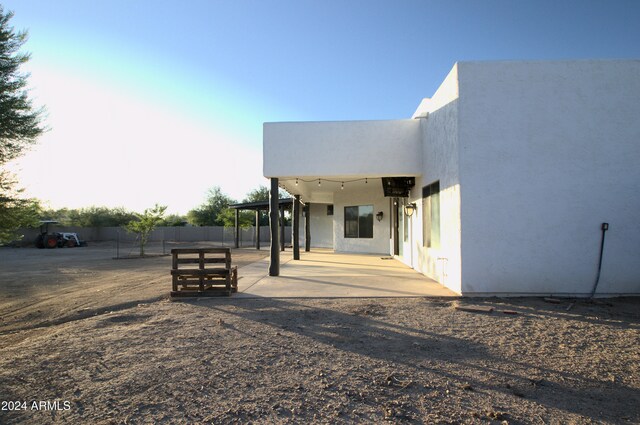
xmin=404 ymin=203 xmax=417 ymax=217
xmin=376 ymin=211 xmax=384 ymax=222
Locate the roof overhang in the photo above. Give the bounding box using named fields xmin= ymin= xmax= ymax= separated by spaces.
xmin=229 ymin=198 xmax=293 ymax=211
xmin=263 ymin=120 xmax=422 ymax=179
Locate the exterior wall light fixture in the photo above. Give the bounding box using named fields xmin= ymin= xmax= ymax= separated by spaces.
xmin=404 ymin=203 xmax=417 ymax=217
xmin=376 ymin=211 xmax=384 ymax=222
xmin=341 ymin=182 xmax=344 ymax=190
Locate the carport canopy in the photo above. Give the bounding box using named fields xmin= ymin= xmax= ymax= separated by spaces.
xmin=228 ymin=198 xmax=293 ymax=251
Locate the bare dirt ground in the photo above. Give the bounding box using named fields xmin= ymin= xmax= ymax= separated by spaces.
xmin=0 ymin=243 xmax=268 ymax=338
xmin=1 ymin=245 xmax=639 ymax=424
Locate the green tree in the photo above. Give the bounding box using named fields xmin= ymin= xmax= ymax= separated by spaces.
xmin=214 ymin=185 xmax=291 ymax=228
xmin=240 ymin=185 xmax=270 ymax=226
xmin=217 ymin=207 xmax=253 ymax=228
xmin=0 ymin=174 xmax=41 ymax=243
xmin=0 ymin=7 xmax=46 ymax=244
xmin=244 ymin=185 xmax=270 ymax=203
xmin=80 ymin=206 xmax=136 ymax=227
xmin=159 ymin=213 xmax=188 ymax=226
xmin=125 ymin=204 xmax=167 ymax=256
xmin=244 ymin=185 xmax=290 ymax=203
xmin=41 ymin=206 xmax=137 ymax=227
xmin=187 ymin=186 xmax=235 ymax=226
xmin=242 ymin=185 xmax=291 ymax=226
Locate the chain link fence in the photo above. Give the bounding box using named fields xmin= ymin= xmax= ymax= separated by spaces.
xmin=111 ymin=226 xmax=289 ymax=258
xmin=14 ymin=225 xmax=291 ymax=258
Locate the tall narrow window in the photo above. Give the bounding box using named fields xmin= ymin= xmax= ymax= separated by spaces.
xmin=344 ymin=205 xmax=374 ymax=238
xmin=422 ymin=181 xmax=440 ymax=248
xmin=345 ymin=206 xmax=359 ymax=238
xmin=402 ymin=200 xmax=408 ymax=242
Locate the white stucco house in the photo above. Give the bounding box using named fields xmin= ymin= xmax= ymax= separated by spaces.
xmin=263 ymin=59 xmax=640 ymax=296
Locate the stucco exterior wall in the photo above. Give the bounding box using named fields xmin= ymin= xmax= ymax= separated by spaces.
xmin=263 ymin=120 xmax=422 ymax=178
xmin=304 ymin=203 xmax=334 ymax=248
xmin=410 ymin=64 xmax=463 ymax=294
xmin=457 ymin=60 xmax=640 ymax=295
xmin=333 ymin=185 xmax=389 ymax=254
xmin=415 ymin=109 xmax=463 ymax=293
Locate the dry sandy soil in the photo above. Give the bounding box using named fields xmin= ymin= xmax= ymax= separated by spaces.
xmin=0 ymin=244 xmax=639 ymax=424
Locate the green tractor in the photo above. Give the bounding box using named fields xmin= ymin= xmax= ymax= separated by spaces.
xmin=35 ymin=220 xmax=88 ymax=249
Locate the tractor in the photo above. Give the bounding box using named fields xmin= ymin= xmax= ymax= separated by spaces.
xmin=35 ymin=220 xmax=88 ymax=248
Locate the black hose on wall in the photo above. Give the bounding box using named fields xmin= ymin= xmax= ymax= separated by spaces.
xmin=589 ymin=222 xmax=609 ymax=298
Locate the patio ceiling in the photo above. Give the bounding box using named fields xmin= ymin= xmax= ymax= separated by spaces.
xmin=279 ymin=176 xmax=384 ymax=204
xmin=278 ymin=175 xmax=419 ymax=204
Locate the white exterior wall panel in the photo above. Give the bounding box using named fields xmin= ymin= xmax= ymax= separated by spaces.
xmin=333 ymin=185 xmax=389 ymax=254
xmin=264 ymin=120 xmax=422 ymax=178
xmin=457 ymin=60 xmax=640 ymax=295
xmin=416 ymin=108 xmax=463 ymax=293
xmin=306 ymin=203 xmax=334 ymax=248
xmin=413 ymin=65 xmax=464 ymax=294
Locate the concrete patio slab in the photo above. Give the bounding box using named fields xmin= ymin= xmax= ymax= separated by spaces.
xmin=234 ymin=249 xmax=457 ymax=298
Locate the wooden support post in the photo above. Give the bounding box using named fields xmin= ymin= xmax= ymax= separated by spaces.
xmin=279 ymin=205 xmax=285 ymax=252
xmin=292 ymin=195 xmax=300 ymax=260
xmin=269 ymin=178 xmax=280 ymax=276
xmin=255 ymin=210 xmax=260 ymax=250
xmin=234 ymin=208 xmax=239 ymax=248
xmin=305 ymin=202 xmax=311 ymax=252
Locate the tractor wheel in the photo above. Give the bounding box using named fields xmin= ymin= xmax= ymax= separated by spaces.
xmin=66 ymin=239 xmax=76 ymax=248
xmin=46 ymin=235 xmax=58 ymax=249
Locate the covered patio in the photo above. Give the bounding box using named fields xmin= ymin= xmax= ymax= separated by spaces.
xmin=234 ymin=249 xmax=457 ymax=298
xmin=262 ymin=119 xmax=425 ymax=279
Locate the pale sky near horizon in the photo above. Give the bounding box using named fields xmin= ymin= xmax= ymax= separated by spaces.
xmin=3 ymin=0 xmax=640 ymax=214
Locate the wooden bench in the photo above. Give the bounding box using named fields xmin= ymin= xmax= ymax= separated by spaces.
xmin=170 ymin=248 xmax=238 ymax=297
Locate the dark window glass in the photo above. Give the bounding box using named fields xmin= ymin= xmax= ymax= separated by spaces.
xmin=327 ymin=205 xmax=334 ymax=215
xmin=359 ymin=205 xmax=374 ymax=238
xmin=345 ymin=206 xmax=359 ymax=238
xmin=403 ymin=201 xmax=408 ymax=242
xmin=422 ymin=181 xmax=440 ymax=248
xmin=344 ymin=205 xmax=373 ymax=238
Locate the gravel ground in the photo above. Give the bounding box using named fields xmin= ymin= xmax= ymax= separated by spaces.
xmin=1 ymin=295 xmax=638 ymax=424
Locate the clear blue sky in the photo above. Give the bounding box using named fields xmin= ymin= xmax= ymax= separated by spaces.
xmin=4 ymin=0 xmax=640 ymax=213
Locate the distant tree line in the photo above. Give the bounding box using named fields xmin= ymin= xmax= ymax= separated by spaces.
xmin=41 ymin=206 xmax=186 ymax=228
xmin=38 ymin=185 xmax=290 ymax=229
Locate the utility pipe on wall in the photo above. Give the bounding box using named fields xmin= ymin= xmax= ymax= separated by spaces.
xmin=589 ymin=222 xmax=609 ymax=298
